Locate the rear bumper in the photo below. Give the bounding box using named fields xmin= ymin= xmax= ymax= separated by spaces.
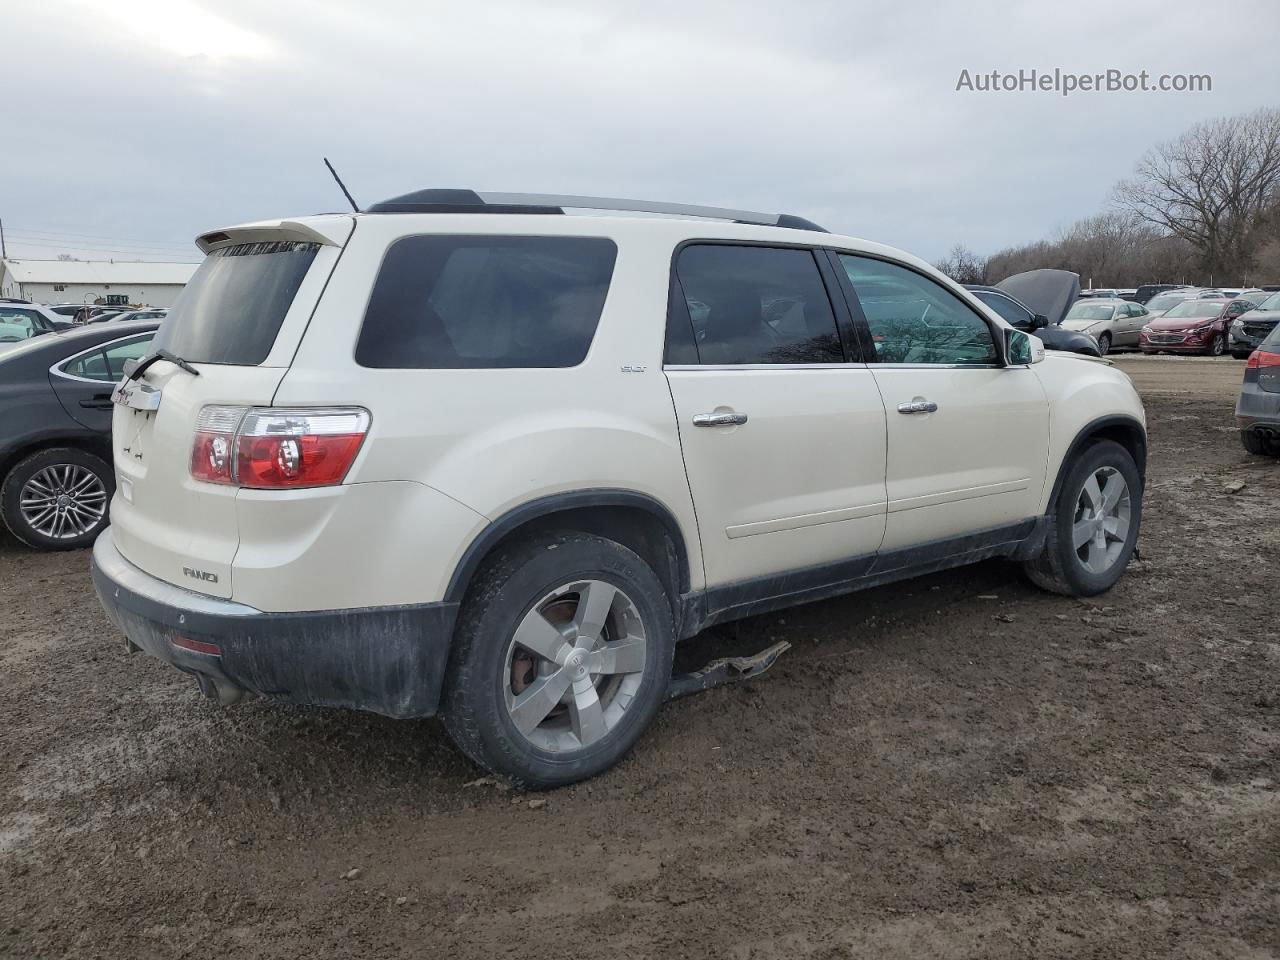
xmin=91 ymin=527 xmax=459 ymax=719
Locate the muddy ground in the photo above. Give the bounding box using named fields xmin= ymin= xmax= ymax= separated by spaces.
xmin=1 ymin=355 xmax=1277 ymax=959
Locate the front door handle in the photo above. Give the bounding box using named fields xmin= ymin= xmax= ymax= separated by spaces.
xmin=693 ymin=411 xmax=748 ymax=427
xmin=897 ymin=399 xmax=938 ymax=415
xmin=80 ymin=394 xmax=115 ymax=410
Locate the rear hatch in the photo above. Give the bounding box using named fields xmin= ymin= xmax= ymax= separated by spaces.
xmin=109 ymin=217 xmax=353 ymax=598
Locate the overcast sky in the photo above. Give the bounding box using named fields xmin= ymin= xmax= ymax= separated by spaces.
xmin=5 ymin=0 xmax=1279 ymax=265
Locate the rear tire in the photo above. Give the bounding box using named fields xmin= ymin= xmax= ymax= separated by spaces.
xmin=1241 ymin=429 xmax=1274 ymax=457
xmin=441 ymin=531 xmax=676 ymax=789
xmin=1 ymin=448 xmax=114 ymax=551
xmin=1024 ymin=440 xmax=1142 ymax=597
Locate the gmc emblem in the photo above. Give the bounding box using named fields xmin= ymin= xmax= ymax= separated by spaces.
xmin=183 ymin=567 xmax=219 ymax=584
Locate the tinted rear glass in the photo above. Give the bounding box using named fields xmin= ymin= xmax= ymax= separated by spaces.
xmin=151 ymin=241 xmax=319 ymax=365
xmin=356 ymin=236 xmax=617 ymax=369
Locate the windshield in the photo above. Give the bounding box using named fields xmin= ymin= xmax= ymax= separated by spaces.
xmin=150 ymin=240 xmax=319 ymax=365
xmin=0 ymin=307 xmax=46 ymax=344
xmin=1146 ymin=294 xmax=1189 ymax=312
xmin=1066 ymin=304 xmax=1115 ymax=321
xmin=1164 ymin=300 xmax=1226 ymax=319
xmin=1256 ymin=292 xmax=1280 ymax=311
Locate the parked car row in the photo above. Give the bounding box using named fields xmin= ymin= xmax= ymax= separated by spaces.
xmin=0 ymin=299 xmax=165 ymax=348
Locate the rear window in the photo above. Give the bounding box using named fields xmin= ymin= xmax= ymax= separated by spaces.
xmin=151 ymin=241 xmax=319 ymax=365
xmin=355 ymin=236 xmax=617 ymax=369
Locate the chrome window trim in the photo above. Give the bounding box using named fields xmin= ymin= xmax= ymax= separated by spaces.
xmin=50 ymin=333 xmax=154 ymax=385
xmin=663 ymin=363 xmax=868 ymax=372
xmin=863 ymin=362 xmax=1004 ymax=370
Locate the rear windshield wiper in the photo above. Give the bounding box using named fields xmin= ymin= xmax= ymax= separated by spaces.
xmin=125 ymin=349 xmax=200 ymax=381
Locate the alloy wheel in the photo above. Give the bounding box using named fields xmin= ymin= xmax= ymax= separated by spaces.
xmin=503 ymin=579 xmax=648 ymax=753
xmin=19 ymin=464 xmax=108 ymax=540
xmin=1071 ymin=465 xmax=1131 ymax=574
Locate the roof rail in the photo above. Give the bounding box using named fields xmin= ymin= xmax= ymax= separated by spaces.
xmin=363 ymin=189 xmax=828 ymax=232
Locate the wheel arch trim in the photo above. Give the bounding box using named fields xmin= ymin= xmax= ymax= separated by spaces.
xmin=1047 ymin=414 xmax=1147 ymax=511
xmin=443 ymin=489 xmax=694 ymax=606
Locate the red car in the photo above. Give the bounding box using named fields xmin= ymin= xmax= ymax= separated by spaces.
xmin=1139 ymin=297 xmax=1256 ymax=356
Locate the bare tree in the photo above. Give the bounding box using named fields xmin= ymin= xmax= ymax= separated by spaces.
xmin=1114 ymin=107 xmax=1280 ymax=279
xmin=934 ymin=243 xmax=988 ymax=284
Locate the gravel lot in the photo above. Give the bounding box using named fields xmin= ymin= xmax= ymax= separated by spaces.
xmin=2 ymin=356 xmax=1277 ymax=959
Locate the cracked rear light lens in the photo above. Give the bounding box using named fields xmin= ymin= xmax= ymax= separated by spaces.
xmin=190 ymin=406 xmax=370 ymax=488
xmin=190 ymin=405 xmax=246 ymax=484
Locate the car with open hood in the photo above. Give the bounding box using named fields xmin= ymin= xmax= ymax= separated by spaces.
xmin=1139 ymin=297 xmax=1255 ymax=356
xmin=1228 ymin=291 xmax=1280 ymax=359
xmin=966 ymin=270 xmax=1102 ymax=357
xmin=1061 ymin=298 xmax=1150 ymax=355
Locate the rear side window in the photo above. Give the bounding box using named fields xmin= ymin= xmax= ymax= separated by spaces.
xmin=356 ymin=236 xmax=617 ymax=369
xmin=60 ymin=335 xmax=154 ymax=382
xmin=671 ymin=245 xmax=843 ymax=365
xmin=151 ymin=241 xmax=320 ymax=365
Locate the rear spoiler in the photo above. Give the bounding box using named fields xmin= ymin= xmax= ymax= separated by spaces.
xmin=195 ymin=216 xmax=354 ymax=254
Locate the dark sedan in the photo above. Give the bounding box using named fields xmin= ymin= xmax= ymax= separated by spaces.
xmin=0 ymin=321 xmax=159 ymax=550
xmin=1238 ymin=325 xmax=1280 ymax=457
xmin=966 ymin=278 xmax=1103 ymax=357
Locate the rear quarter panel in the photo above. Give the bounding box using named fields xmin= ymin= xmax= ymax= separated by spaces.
xmin=268 ymin=215 xmax=705 ymax=607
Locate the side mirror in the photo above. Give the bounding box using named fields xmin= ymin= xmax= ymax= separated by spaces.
xmin=1005 ymin=328 xmax=1044 ymax=366
xmin=1031 ymin=313 xmax=1050 ymax=330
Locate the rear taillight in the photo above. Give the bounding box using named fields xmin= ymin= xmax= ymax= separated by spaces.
xmin=190 ymin=405 xmax=245 ymax=484
xmin=190 ymin=406 xmax=370 ymax=489
xmin=1246 ymin=350 xmax=1280 ymax=369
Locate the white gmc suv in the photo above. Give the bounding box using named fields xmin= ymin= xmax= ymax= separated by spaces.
xmin=92 ymin=190 xmax=1146 ymax=787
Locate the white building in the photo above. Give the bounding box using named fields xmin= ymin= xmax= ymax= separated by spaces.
xmin=0 ymin=258 xmax=198 ymax=307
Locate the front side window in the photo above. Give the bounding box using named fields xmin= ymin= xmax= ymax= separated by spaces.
xmin=840 ymin=255 xmax=998 ymax=365
xmin=357 ymin=236 xmax=616 ymax=369
xmin=671 ymin=245 xmax=843 ymax=365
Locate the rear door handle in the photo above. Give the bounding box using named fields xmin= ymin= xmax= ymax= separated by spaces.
xmin=896 ymin=399 xmax=938 ymax=415
xmin=693 ymin=411 xmax=748 ymax=427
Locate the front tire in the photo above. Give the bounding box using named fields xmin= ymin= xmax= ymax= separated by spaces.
xmin=441 ymin=532 xmax=676 ymax=789
xmin=1024 ymin=440 xmax=1142 ymax=596
xmin=1097 ymin=332 xmax=1112 ymax=356
xmin=1 ymin=448 xmax=113 ymax=551
xmin=1209 ymin=334 xmax=1225 ymax=356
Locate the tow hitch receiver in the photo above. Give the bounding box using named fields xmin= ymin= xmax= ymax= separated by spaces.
xmin=667 ymin=641 xmax=791 ymax=701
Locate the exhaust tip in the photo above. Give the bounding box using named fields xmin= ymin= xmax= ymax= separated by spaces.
xmin=194 ymin=672 xmax=245 ymax=706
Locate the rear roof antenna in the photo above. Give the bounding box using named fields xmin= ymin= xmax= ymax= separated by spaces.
xmin=324 ymin=157 xmax=360 ymax=213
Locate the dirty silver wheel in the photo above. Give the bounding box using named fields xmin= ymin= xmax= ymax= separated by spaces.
xmin=19 ymin=464 xmax=108 ymax=540
xmin=1072 ymin=465 xmax=1131 ymax=575
xmin=503 ymin=579 xmax=648 ymax=753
